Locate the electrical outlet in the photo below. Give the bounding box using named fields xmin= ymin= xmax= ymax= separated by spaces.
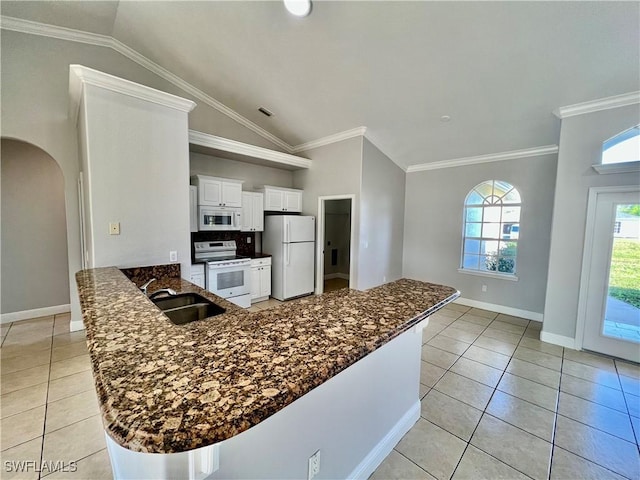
xmin=247 ymin=237 xmax=251 ymax=244
xmin=308 ymin=450 xmax=320 ymax=480
xmin=109 ymin=222 xmax=120 ymax=235
xmin=170 ymin=251 xmax=178 ymax=262
xmin=482 ymin=284 xmax=487 ymax=292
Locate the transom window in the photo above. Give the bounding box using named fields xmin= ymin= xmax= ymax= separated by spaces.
xmin=461 ymin=180 xmax=521 ymax=275
xmin=602 ymin=125 xmax=639 ymax=165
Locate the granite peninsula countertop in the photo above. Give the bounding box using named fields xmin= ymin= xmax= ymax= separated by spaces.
xmin=76 ymin=267 xmax=458 ymax=454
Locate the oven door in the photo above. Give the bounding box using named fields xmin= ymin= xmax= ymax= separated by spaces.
xmin=206 ymin=263 xmax=251 ymax=299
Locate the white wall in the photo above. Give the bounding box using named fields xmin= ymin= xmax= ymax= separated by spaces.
xmin=543 ymin=103 xmax=640 ymax=340
xmin=79 ymin=83 xmax=192 ymax=274
xmin=1 ymin=139 xmax=70 ymax=314
xmin=358 ymin=139 xmax=406 ymax=290
xmin=293 ymin=136 xmax=363 ymax=287
xmin=403 ymin=155 xmax=557 ymax=315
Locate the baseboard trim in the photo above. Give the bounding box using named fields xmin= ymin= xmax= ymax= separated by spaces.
xmin=540 ymin=331 xmax=576 ymax=350
xmin=1 ymin=304 xmax=71 ymax=324
xmin=347 ymin=400 xmax=420 ymax=480
xmin=324 ymin=273 xmax=350 ymax=281
xmin=454 ymin=297 xmax=543 ymax=322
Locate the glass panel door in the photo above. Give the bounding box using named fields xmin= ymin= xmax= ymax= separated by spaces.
xmin=603 ymin=204 xmax=640 ymax=342
xmin=582 ymin=190 xmax=640 ymax=363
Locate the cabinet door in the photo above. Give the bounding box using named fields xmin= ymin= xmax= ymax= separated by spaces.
xmin=250 ymin=267 xmax=261 ymax=300
xmin=199 ymin=178 xmax=223 ymax=206
xmin=222 ymin=182 xmax=242 ymax=207
xmin=190 ymin=273 xmax=205 ymax=289
xmin=264 ymin=190 xmax=284 ymax=211
xmin=241 ymin=192 xmax=253 ymax=232
xmin=284 ymin=191 xmax=302 ymax=212
xmin=252 ymin=193 xmax=264 ymax=231
xmin=260 ymin=266 xmax=272 ymax=297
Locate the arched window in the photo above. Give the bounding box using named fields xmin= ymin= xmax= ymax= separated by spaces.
xmin=602 ymin=125 xmax=639 ymax=165
xmin=461 ymin=180 xmax=521 ymax=276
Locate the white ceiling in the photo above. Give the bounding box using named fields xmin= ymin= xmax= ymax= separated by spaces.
xmin=2 ymin=1 xmax=639 ymax=169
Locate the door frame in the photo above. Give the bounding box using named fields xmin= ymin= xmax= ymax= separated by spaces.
xmin=575 ymin=184 xmax=640 ymax=352
xmin=316 ymin=195 xmax=356 ymax=295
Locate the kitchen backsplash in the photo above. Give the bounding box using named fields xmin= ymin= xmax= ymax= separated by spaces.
xmin=191 ymin=231 xmax=256 ymax=259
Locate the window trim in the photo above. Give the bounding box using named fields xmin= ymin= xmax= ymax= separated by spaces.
xmin=460 ymin=180 xmax=521 ymax=277
xmin=457 ymin=268 xmax=519 ymax=281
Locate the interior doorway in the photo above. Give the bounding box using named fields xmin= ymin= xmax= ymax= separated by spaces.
xmin=578 ymin=186 xmax=640 ymax=363
xmin=316 ymin=195 xmax=355 ymax=295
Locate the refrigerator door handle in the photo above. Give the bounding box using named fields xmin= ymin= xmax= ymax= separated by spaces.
xmin=285 ymin=220 xmax=290 ymax=243
xmin=286 ymin=244 xmax=290 ymax=266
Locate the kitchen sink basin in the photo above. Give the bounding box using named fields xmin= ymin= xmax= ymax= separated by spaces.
xmin=151 ymin=293 xmax=225 ymax=325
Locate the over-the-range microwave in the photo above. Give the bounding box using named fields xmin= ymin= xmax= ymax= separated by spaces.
xmin=198 ymin=206 xmax=241 ymax=231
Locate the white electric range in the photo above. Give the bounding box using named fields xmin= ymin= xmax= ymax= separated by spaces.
xmin=193 ymin=240 xmax=251 ymax=308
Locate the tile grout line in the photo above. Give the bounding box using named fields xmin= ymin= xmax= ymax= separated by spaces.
xmin=551 ymin=345 xmax=639 ymax=478
xmin=37 ymin=321 xmax=56 ymax=480
xmin=448 ymin=318 xmax=534 ymax=480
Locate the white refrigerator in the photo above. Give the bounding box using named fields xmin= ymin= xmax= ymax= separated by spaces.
xmin=263 ymin=215 xmax=315 ymax=300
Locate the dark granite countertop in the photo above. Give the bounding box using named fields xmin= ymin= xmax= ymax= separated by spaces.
xmin=76 ymin=267 xmax=458 ymax=454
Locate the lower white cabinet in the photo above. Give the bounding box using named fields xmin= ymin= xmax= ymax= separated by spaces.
xmin=190 ymin=263 xmax=205 ymax=289
xmin=251 ymin=257 xmax=272 ymax=303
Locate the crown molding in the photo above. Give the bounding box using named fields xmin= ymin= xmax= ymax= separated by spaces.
xmin=406 ymin=145 xmax=559 ymax=173
xmin=69 ymin=65 xmax=196 ymax=124
xmin=2 ymin=15 xmax=294 ymax=152
xmin=291 ymin=127 xmax=367 ymax=153
xmin=189 ymin=130 xmax=311 ymax=170
xmin=553 ymin=91 xmax=640 ymax=119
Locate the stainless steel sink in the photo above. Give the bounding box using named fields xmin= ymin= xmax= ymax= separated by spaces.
xmin=151 ymin=293 xmax=225 ymax=325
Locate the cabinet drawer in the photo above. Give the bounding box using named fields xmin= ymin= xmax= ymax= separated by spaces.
xmin=251 ymin=257 xmax=272 ymax=267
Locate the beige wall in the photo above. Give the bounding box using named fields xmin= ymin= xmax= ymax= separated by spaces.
xmin=293 ymin=136 xmax=363 ymax=287
xmin=403 ymin=154 xmax=557 ymax=315
xmin=190 ymin=152 xmax=294 ymax=191
xmin=1 ymin=29 xmax=286 ymax=325
xmin=543 ymin=104 xmax=640 ymax=340
xmin=1 ymin=139 xmax=70 ymax=314
xmin=358 ymin=139 xmax=406 ymax=290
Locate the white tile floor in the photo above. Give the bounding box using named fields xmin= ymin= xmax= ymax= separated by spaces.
xmin=2 ymin=304 xmax=639 ymax=479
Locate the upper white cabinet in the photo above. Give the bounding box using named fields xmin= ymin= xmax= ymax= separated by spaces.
xmin=241 ymin=192 xmax=264 ymax=232
xmin=259 ymin=186 xmax=303 ymax=213
xmin=191 ymin=175 xmax=243 ymax=207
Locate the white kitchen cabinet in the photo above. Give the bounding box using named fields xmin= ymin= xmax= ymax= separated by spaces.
xmin=251 ymin=257 xmax=272 ymax=303
xmin=191 ymin=175 xmax=243 ymax=207
xmin=190 ymin=263 xmax=205 ymax=289
xmin=241 ymin=192 xmax=264 ymax=232
xmin=189 ymin=186 xmax=198 ymax=233
xmin=259 ymin=186 xmax=303 ymax=213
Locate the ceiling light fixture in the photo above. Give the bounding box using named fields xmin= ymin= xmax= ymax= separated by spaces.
xmin=284 ymin=0 xmax=311 ymax=17
xmin=440 ymin=115 xmax=451 ymax=122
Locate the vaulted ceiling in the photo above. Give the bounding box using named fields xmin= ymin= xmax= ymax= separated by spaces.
xmin=2 ymin=1 xmax=638 ymax=169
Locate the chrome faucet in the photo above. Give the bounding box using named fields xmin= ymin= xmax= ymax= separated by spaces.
xmin=140 ymin=278 xmax=156 ymax=296
xmin=148 ymin=288 xmax=177 ymax=299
